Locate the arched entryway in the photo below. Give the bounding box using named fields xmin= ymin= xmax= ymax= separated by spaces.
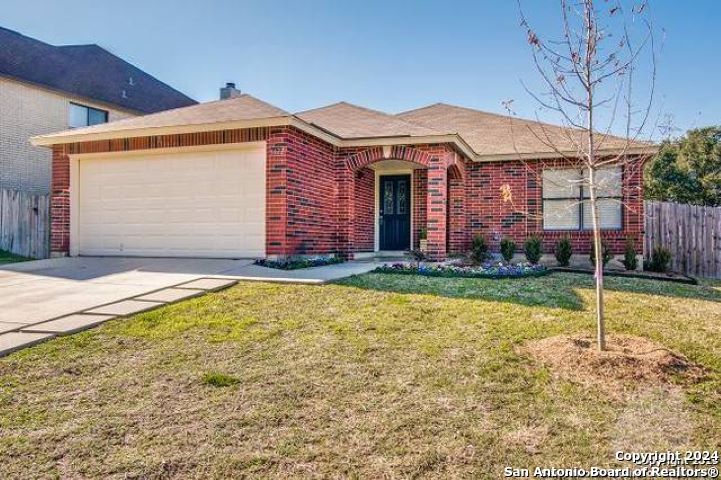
xmin=338 ymin=145 xmax=464 ymax=261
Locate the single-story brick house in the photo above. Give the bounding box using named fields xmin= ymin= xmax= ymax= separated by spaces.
xmin=32 ymin=89 xmax=653 ymax=261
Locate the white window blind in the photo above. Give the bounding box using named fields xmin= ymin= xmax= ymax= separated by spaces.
xmin=542 ymin=167 xmax=622 ymax=230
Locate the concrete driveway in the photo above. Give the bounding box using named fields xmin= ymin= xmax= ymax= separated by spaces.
xmin=0 ymin=256 xmax=381 ymax=325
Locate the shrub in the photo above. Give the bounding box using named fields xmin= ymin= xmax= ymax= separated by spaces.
xmin=202 ymin=372 xmax=240 ymax=387
xmin=500 ymin=238 xmax=516 ymax=263
xmin=405 ymin=248 xmax=426 ymax=267
xmin=524 ymin=235 xmax=542 ymax=264
xmin=419 ymin=227 xmax=427 ymax=240
xmin=255 ymin=256 xmax=343 ymax=270
xmin=646 ymin=246 xmax=672 ymax=272
xmin=470 ymin=235 xmax=490 ymax=264
xmin=589 ymin=240 xmax=613 ymax=267
xmin=374 ymin=262 xmax=548 ymax=279
xmin=554 ymin=236 xmax=573 ymax=267
xmin=622 ymin=237 xmax=638 ymax=271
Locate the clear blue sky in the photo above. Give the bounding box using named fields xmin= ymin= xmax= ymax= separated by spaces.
xmin=3 ymin=0 xmax=718 ymax=137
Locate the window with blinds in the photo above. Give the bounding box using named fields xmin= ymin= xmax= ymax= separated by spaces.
xmin=542 ymin=167 xmax=623 ymax=230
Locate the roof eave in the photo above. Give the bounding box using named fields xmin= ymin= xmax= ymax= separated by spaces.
xmin=31 ymin=116 xmax=296 ymax=146
xmin=472 ymin=144 xmax=660 ymax=162
xmin=31 ymin=115 xmax=478 ymax=161
xmin=33 ymin=112 xmax=653 ymax=163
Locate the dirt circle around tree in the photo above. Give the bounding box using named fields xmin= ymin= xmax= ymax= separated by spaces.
xmin=521 ymin=334 xmax=705 ymax=399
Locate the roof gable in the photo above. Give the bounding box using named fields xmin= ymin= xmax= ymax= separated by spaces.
xmin=397 ymin=102 xmax=643 ymax=157
xmin=297 ymin=102 xmax=440 ymax=139
xmin=0 ymin=26 xmax=196 ymax=113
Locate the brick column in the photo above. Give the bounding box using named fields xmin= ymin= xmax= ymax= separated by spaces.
xmin=265 ymin=128 xmax=288 ymax=258
xmin=426 ymin=155 xmax=448 ymax=261
xmin=412 ymin=169 xmax=427 ymax=250
xmin=336 ymin=166 xmax=355 ymax=259
xmin=50 ymin=145 xmax=70 ymax=256
xmin=448 ymin=175 xmax=468 ymax=254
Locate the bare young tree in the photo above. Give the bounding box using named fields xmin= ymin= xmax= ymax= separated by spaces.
xmin=505 ymin=0 xmax=659 ymax=350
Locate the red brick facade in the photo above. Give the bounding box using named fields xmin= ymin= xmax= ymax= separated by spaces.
xmin=466 ymin=158 xmax=645 ymax=255
xmin=353 ymin=168 xmax=375 ymax=252
xmin=49 ymin=126 xmax=644 ymax=260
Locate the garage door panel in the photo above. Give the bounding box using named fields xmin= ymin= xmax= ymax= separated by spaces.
xmin=77 ymin=145 xmax=266 ymax=258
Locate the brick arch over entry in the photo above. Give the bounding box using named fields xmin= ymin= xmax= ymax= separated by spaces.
xmin=448 ymin=163 xmax=464 ymax=180
xmin=344 ymin=145 xmax=432 ymax=171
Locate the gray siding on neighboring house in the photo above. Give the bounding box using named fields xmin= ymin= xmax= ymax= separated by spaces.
xmin=0 ymin=77 xmax=133 ymax=193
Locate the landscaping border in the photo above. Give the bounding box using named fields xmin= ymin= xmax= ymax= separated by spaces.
xmin=373 ymin=263 xmax=551 ymax=280
xmin=551 ymin=267 xmax=698 ymax=285
xmin=255 ymin=256 xmax=344 ymax=270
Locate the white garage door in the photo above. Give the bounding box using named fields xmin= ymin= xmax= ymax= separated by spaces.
xmin=76 ymin=144 xmax=266 ymax=258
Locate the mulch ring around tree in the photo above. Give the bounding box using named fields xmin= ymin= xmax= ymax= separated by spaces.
xmin=520 ymin=334 xmax=706 ymax=401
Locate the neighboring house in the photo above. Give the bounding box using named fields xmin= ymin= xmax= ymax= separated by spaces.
xmin=32 ymin=89 xmax=653 ymax=261
xmin=0 ymin=26 xmax=196 ymax=193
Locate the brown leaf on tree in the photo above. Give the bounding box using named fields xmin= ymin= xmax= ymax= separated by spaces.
xmin=500 ymin=184 xmax=514 ymax=203
xmin=527 ymin=30 xmax=540 ymax=47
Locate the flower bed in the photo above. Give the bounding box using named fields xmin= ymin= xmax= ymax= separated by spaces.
xmin=254 ymin=256 xmax=344 ymax=270
xmin=374 ymin=262 xmax=549 ymax=279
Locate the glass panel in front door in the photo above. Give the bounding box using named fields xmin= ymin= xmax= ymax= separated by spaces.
xmin=397 ymin=180 xmax=407 ymax=214
xmin=383 ymin=181 xmax=394 ymax=214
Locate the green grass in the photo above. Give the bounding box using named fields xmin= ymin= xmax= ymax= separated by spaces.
xmin=0 ymin=249 xmax=28 ymax=264
xmin=202 ymin=372 xmax=241 ymax=387
xmin=0 ymin=272 xmax=720 ymax=478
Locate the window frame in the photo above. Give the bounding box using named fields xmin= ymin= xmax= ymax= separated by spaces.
xmin=68 ymin=102 xmax=109 ymax=128
xmin=541 ymin=167 xmax=624 ymax=232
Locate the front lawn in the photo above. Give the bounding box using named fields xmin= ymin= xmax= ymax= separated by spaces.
xmin=1 ymin=273 xmax=720 ymax=478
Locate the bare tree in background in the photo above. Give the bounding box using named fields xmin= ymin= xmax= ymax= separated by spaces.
xmin=504 ymin=0 xmax=659 ymax=350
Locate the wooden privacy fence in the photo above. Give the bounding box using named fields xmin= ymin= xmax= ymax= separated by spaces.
xmin=0 ymin=188 xmax=50 ymax=259
xmin=645 ymin=200 xmax=721 ymax=279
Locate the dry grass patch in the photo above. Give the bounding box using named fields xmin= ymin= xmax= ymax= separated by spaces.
xmin=521 ymin=334 xmax=706 ymax=399
xmin=0 ymin=273 xmax=720 ymax=478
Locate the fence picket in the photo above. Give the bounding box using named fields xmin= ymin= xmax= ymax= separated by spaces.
xmin=0 ymin=188 xmax=50 ymax=259
xmin=644 ymin=200 xmax=721 ymax=279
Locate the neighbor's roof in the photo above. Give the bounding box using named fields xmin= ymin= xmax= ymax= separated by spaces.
xmin=31 ymin=92 xmax=655 ymax=161
xmin=397 ymin=103 xmax=642 ymax=159
xmin=0 ymin=26 xmax=196 ymax=113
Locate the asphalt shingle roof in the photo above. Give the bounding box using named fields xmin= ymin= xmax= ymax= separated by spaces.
xmin=397 ymin=102 xmax=638 ymax=157
xmin=32 ymin=89 xmax=651 ymax=159
xmin=296 ymin=102 xmax=442 ymax=139
xmin=0 ymin=26 xmax=196 ymax=113
xmin=34 ymin=94 xmax=288 ymax=140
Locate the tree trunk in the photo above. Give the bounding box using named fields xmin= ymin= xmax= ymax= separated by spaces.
xmin=587 ymin=167 xmax=606 ymax=351
xmin=584 ymin=4 xmax=605 ymax=351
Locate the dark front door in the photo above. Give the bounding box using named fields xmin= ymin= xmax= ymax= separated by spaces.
xmin=379 ymin=175 xmax=411 ymax=250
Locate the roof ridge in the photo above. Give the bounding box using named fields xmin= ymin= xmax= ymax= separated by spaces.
xmin=399 ymin=101 xmax=592 ymax=134
xmin=294 ymin=101 xmax=347 ymax=116
xmin=296 ymin=100 xmax=442 ymax=135
xmin=297 ymin=100 xmax=395 ymax=118
xmin=395 ymin=102 xmax=445 ymax=116
xmin=57 ymin=43 xmax=100 ymax=49
xmin=347 ymin=102 xmax=446 ymax=134
xmin=0 ymin=25 xmax=52 ymax=46
xmin=236 ymin=93 xmax=291 ymax=115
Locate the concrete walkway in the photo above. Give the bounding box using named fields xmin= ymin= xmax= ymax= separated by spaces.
xmin=0 ymin=256 xmax=383 ymax=356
